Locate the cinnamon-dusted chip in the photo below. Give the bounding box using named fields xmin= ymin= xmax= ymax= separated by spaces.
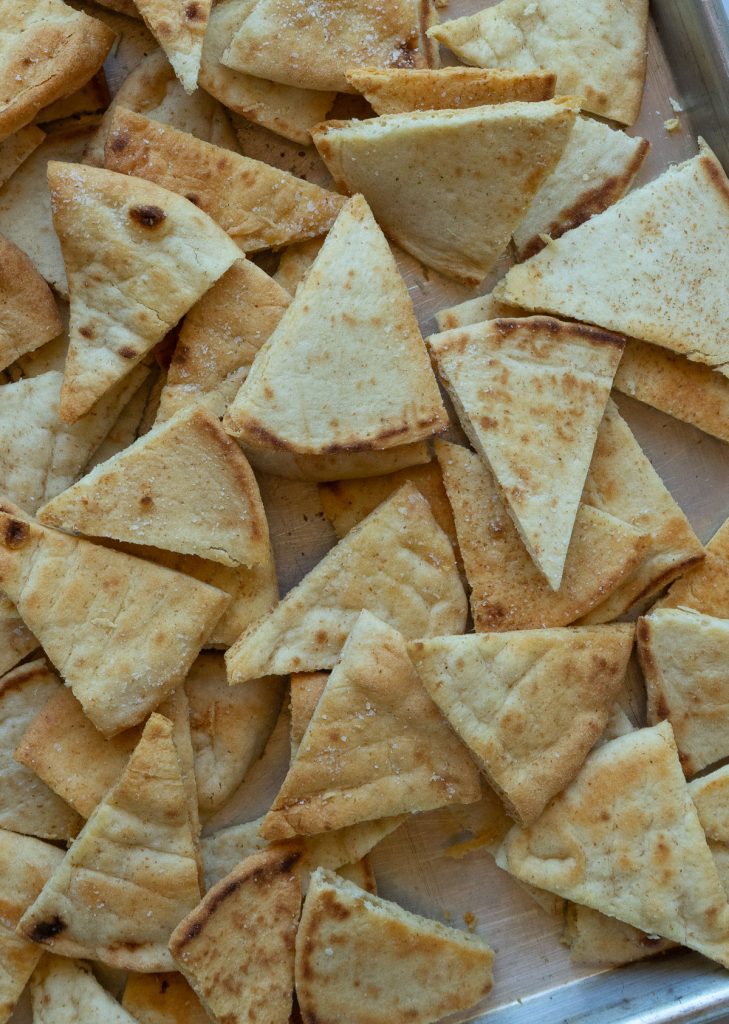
xmin=658 ymin=516 xmax=729 ymax=618
xmin=0 ymin=508 xmax=229 ymax=735
xmin=123 ymin=972 xmax=209 ymax=1024
xmin=689 ymin=765 xmax=729 ymax=898
xmin=428 ymin=0 xmax=648 ymax=125
xmin=260 ymin=612 xmax=480 ymax=840
xmin=18 ymin=714 xmax=201 ymax=971
xmin=134 ymin=0 xmax=211 ymax=94
xmin=346 ymin=66 xmax=556 ymax=113
xmin=273 ymin=238 xmax=324 ymax=295
xmin=48 ymin=161 xmax=240 ymax=423
xmin=429 ymin=317 xmax=624 ymax=589
xmin=409 ymin=625 xmax=633 ymax=826
xmin=224 ymin=196 xmax=447 ymax=456
xmin=0 ymin=125 xmax=45 ymax=188
xmin=170 ymin=848 xmax=302 ymax=1024
xmin=242 ymin=441 xmax=431 ymax=482
xmin=312 ymin=99 xmax=577 ymax=284
xmin=296 ymin=868 xmax=494 ymax=1024
xmin=0 ymin=594 xmax=37 ymax=677
xmin=226 ymin=484 xmax=466 ymax=684
xmin=434 ymin=287 xmax=522 ymax=332
xmin=0 ymin=234 xmax=61 ymax=371
xmin=30 ymin=955 xmax=139 ymax=1023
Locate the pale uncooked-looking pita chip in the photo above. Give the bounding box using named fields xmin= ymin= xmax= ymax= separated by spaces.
xmin=435 ymin=441 xmax=648 ymax=631
xmin=497 ymin=143 xmax=729 ymax=374
xmin=434 ymin=287 xmax=521 ymax=332
xmin=0 ymin=593 xmax=37 ymax=677
xmin=562 ymin=904 xmax=675 ymax=966
xmin=134 ymin=0 xmax=210 ymax=94
xmin=0 ymin=234 xmax=61 ymax=371
xmin=0 ymin=508 xmax=229 ymax=735
xmin=296 ymin=868 xmax=494 ymax=1024
xmin=123 ymin=972 xmax=209 ymax=1024
xmin=226 ymin=483 xmax=466 ymax=684
xmin=48 ymin=161 xmax=241 ymax=423
xmin=18 ymin=714 xmax=201 ymax=971
xmin=658 ymin=516 xmax=729 ymax=618
xmin=346 ymin=65 xmax=555 ymax=113
xmin=690 ymin=765 xmax=729 ymax=899
xmin=30 ymin=955 xmax=139 ymax=1023
xmin=0 ymin=125 xmax=45 ymax=188
xmin=428 ymin=0 xmax=648 ymax=125
xmin=429 ymin=317 xmax=624 ymax=589
xmin=170 ymin=847 xmax=302 ymax=1024
xmin=241 ymin=441 xmax=431 ymax=482
xmin=409 ymin=626 xmax=633 ymax=826
xmin=105 ymin=109 xmax=345 ymax=253
xmin=313 ymin=99 xmax=577 ymax=284
xmin=273 ymin=238 xmax=324 ymax=295
xmin=498 ymin=722 xmax=729 ymax=967
xmin=223 ymin=196 xmax=447 ymax=455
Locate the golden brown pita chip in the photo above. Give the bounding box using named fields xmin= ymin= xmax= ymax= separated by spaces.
xmin=434 ymin=287 xmax=521 ymax=332
xmin=18 ymin=713 xmax=201 ymax=971
xmin=273 ymin=238 xmax=324 ymax=295
xmin=562 ymin=903 xmax=675 ymax=966
xmin=0 ymin=125 xmax=45 ymax=188
xmin=658 ymin=516 xmax=729 ymax=618
xmin=290 ymin=672 xmax=328 ymax=757
xmin=241 ymin=441 xmax=431 ymax=482
xmin=0 ymin=593 xmax=37 ymax=677
xmin=123 ymin=972 xmax=209 ymax=1024
xmin=0 ymin=234 xmax=61 ymax=371
xmin=690 ymin=765 xmax=729 ymax=899
xmin=226 ymin=484 xmax=466 ymax=684
xmin=134 ymin=0 xmax=210 ymax=94
xmin=85 ymin=369 xmax=157 ymax=471
xmin=30 ymin=954 xmax=140 ymax=1023
xmin=36 ymin=71 xmax=110 ymax=126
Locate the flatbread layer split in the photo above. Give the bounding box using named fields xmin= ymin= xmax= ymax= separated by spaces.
xmin=18 ymin=713 xmax=201 ymax=971
xmin=260 ymin=611 xmax=481 ymax=840
xmin=30 ymin=955 xmax=139 ymax=1023
xmin=0 ymin=234 xmax=61 ymax=372
xmin=312 ymin=98 xmax=577 ymax=284
xmin=134 ymin=0 xmax=211 ymax=94
xmin=47 ymin=160 xmax=241 ymax=423
xmin=240 ymin=441 xmax=432 ymax=482
xmin=296 ymin=868 xmax=494 ymax=1024
xmin=223 ymin=195 xmax=447 ymax=455
xmin=122 ymin=972 xmax=209 ymax=1024
xmin=428 ymin=317 xmax=624 ymax=589
xmin=226 ymin=483 xmax=466 ymax=684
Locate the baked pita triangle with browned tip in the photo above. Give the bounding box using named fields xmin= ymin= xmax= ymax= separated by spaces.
xmin=0 ymin=233 xmax=61 ymax=372
xmin=408 ymin=625 xmax=634 ymax=826
xmin=429 ymin=317 xmax=624 ymax=590
xmin=30 ymin=955 xmax=140 ymax=1023
xmin=134 ymin=0 xmax=211 ymax=94
xmin=47 ymin=160 xmax=240 ymax=424
xmin=18 ymin=713 xmax=201 ymax=972
xmin=122 ymin=972 xmax=209 ymax=1024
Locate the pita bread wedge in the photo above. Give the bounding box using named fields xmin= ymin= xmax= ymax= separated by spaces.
xmin=0 ymin=235 xmax=61 ymax=372
xmin=290 ymin=672 xmax=329 ymax=758
xmin=260 ymin=612 xmax=480 ymax=840
xmin=562 ymin=903 xmax=676 ymax=966
xmin=30 ymin=955 xmax=139 ymax=1023
xmin=0 ymin=829 xmax=64 ymax=1023
xmin=39 ymin=405 xmax=270 ymax=568
xmin=0 ymin=508 xmax=230 ymax=735
xmin=0 ymin=125 xmax=45 ymax=188
xmin=658 ymin=516 xmax=729 ymax=618
xmin=434 ymin=288 xmax=522 ymax=332
xmin=223 ymin=196 xmax=447 ymax=455
xmin=428 ymin=0 xmax=648 ymax=125
xmin=34 ymin=70 xmax=110 ymax=126
xmin=0 ymin=0 xmax=114 ymax=141
xmin=48 ymin=161 xmax=240 ymax=423
xmin=312 ymin=99 xmax=577 ymax=284
xmin=498 ymin=722 xmax=729 ymax=967
xmin=273 ymin=238 xmax=325 ymax=295
xmin=91 ymin=0 xmax=142 ymax=19
xmin=436 ymin=441 xmax=648 ymax=630
xmin=170 ymin=848 xmax=302 ymax=1023
xmin=689 ymin=765 xmax=729 ymax=899
xmin=133 ymin=0 xmax=210 ymax=94
xmin=123 ymin=972 xmax=209 ymax=1024
xmin=0 ymin=594 xmax=37 ymax=677
xmin=85 ymin=369 xmax=157 ymax=470
xmin=105 ymin=109 xmax=345 ymax=254
xmin=242 ymin=441 xmax=432 ymax=482
xmin=296 ymin=868 xmax=494 ymax=1024
xmin=429 ymin=317 xmax=624 ymax=589
xmin=18 ymin=713 xmax=201 ymax=970
xmin=497 ymin=144 xmax=729 ymax=374
xmin=227 ymin=483 xmax=466 ymax=684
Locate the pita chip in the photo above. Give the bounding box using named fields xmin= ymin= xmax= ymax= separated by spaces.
xmin=312 ymin=99 xmax=577 ymax=284
xmin=133 ymin=0 xmax=210 ymax=94
xmin=18 ymin=713 xmax=201 ymax=971
xmin=296 ymin=868 xmax=494 ymax=1024
xmin=0 ymin=594 xmax=37 ymax=677
xmin=34 ymin=70 xmax=110 ymax=126
xmin=562 ymin=903 xmax=675 ymax=966
xmin=273 ymin=238 xmax=324 ymax=295
xmin=0 ymin=508 xmax=230 ymax=735
xmin=435 ymin=441 xmax=648 ymax=630
xmin=123 ymin=973 xmax=208 ymax=1024
xmin=658 ymin=516 xmax=729 ymax=619
xmin=260 ymin=612 xmax=480 ymax=840
xmin=0 ymin=235 xmax=61 ymax=371
xmin=241 ymin=441 xmax=431 ymax=482
xmin=226 ymin=483 xmax=467 ymax=684
xmin=48 ymin=161 xmax=240 ymax=423
xmin=689 ymin=765 xmax=729 ymax=899
xmin=290 ymin=672 xmax=328 ymax=756
xmin=0 ymin=125 xmax=45 ymax=189
xmin=434 ymin=287 xmax=522 ymax=332
xmin=223 ymin=196 xmax=447 ymax=455
xmin=428 ymin=0 xmax=648 ymax=125
xmin=498 ymin=722 xmax=729 ymax=967
xmin=85 ymin=370 xmax=157 ymax=471
xmin=497 ymin=144 xmax=729 ymax=374
xmin=105 ymin=109 xmax=345 ymax=253
xmin=30 ymin=955 xmax=139 ymax=1023
xmin=429 ymin=317 xmax=624 ymax=589
xmin=170 ymin=848 xmax=301 ymax=1024
xmin=0 ymin=829 xmax=64 ymax=1023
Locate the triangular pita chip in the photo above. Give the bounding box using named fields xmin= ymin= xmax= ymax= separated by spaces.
xmin=223 ymin=196 xmax=447 ymax=455
xmin=134 ymin=0 xmax=211 ymax=94
xmin=105 ymin=109 xmax=345 ymax=253
xmin=290 ymin=672 xmax=329 ymax=759
xmin=429 ymin=317 xmax=624 ymax=589
xmin=260 ymin=611 xmax=480 ymax=840
xmin=0 ymin=234 xmax=61 ymax=371
xmin=241 ymin=441 xmax=431 ymax=482
xmin=409 ymin=625 xmax=634 ymax=825
xmin=562 ymin=903 xmax=675 ymax=966
xmin=0 ymin=507 xmax=229 ymax=735
xmin=434 ymin=287 xmax=521 ymax=332
xmin=30 ymin=955 xmax=139 ymax=1023
xmin=0 ymin=593 xmax=37 ymax=676
xmin=658 ymin=515 xmax=729 ymax=618
xmin=18 ymin=713 xmax=201 ymax=971
xmin=428 ymin=0 xmax=648 ymax=125
xmin=0 ymin=659 xmax=82 ymax=840
xmin=497 ymin=722 xmax=729 ymax=966
xmin=48 ymin=161 xmax=240 ymax=423
xmin=0 ymin=829 xmax=64 ymax=1023
xmin=296 ymin=868 xmax=494 ymax=1024
xmin=497 ymin=144 xmax=729 ymax=374
xmin=34 ymin=70 xmax=109 ymax=126
xmin=346 ymin=65 xmax=555 ymax=114
xmin=690 ymin=765 xmax=729 ymax=899
xmin=39 ymin=405 xmax=270 ymax=568
xmin=123 ymin=972 xmax=209 ymax=1024
xmin=226 ymin=483 xmax=466 ymax=684
xmin=435 ymin=441 xmax=648 ymax=630
xmin=273 ymin=238 xmax=324 ymax=295
xmin=170 ymin=848 xmax=302 ymax=1023
xmin=0 ymin=125 xmax=45 ymax=188
xmin=313 ymin=99 xmax=577 ymax=284
xmin=85 ymin=369 xmax=157 ymax=471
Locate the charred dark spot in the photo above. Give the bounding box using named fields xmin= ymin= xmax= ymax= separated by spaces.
xmin=185 ymin=193 xmax=200 ymax=206
xmin=129 ymin=204 xmax=166 ymax=228
xmin=29 ymin=916 xmax=67 ymax=942
xmin=160 ymin=978 xmax=170 ymax=994
xmin=186 ymin=2 xmax=203 ymax=18
xmin=119 ymin=346 xmax=137 ymax=359
xmin=110 ymin=130 xmax=129 ymax=153
xmin=140 ymin=494 xmax=154 ymax=508
xmin=79 ymin=325 xmax=94 ymax=339
xmin=4 ymin=518 xmax=29 ymax=549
